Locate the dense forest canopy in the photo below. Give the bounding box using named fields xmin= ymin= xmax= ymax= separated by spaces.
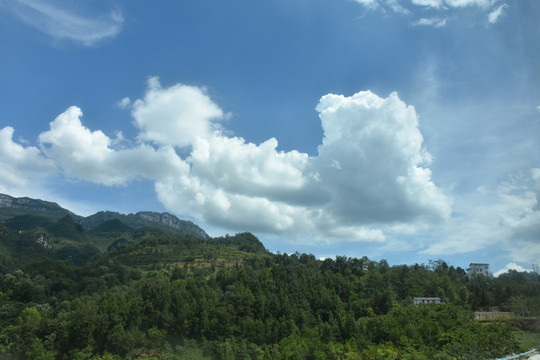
xmin=0 ymin=215 xmax=539 ymax=359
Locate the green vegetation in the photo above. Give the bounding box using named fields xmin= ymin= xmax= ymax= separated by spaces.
xmin=80 ymin=211 xmax=209 ymax=239
xmin=0 ymin=193 xmax=209 ymax=240
xmin=514 ymin=331 xmax=540 ymax=353
xmin=0 ymin=215 xmax=539 ymax=359
xmin=0 ymin=194 xmax=81 ymax=222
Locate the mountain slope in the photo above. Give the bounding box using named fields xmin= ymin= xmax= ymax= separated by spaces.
xmin=0 ymin=193 xmax=209 ymax=239
xmin=0 ymin=193 xmax=80 ymax=221
xmin=81 ymin=211 xmax=209 ymax=239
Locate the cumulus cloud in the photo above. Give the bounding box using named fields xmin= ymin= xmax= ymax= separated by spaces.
xmin=149 ymin=85 xmax=450 ymax=240
xmin=132 ymin=77 xmax=224 ymax=148
xmin=190 ymin=136 xmax=310 ymax=201
xmin=9 ymin=79 xmax=538 ymax=259
xmin=3 ymin=0 xmax=123 ymax=46
xmin=0 ymin=127 xmax=55 ymax=191
xmin=0 ymin=79 xmax=452 ymax=243
xmin=37 ymin=106 xmax=189 ymax=185
xmin=488 ymin=4 xmax=508 ymax=24
xmin=494 ymin=262 xmax=531 ymax=277
xmin=314 ymin=91 xmax=450 ymax=225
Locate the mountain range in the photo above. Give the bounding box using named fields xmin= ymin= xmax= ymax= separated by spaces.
xmin=0 ymin=193 xmax=208 ymax=239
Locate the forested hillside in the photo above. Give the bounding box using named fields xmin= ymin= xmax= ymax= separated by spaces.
xmin=0 ymin=216 xmax=539 ymax=359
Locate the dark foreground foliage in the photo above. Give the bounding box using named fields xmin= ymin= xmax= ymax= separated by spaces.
xmin=0 ymin=223 xmax=539 ymax=359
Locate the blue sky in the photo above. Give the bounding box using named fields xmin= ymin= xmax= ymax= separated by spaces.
xmin=1 ymin=0 xmax=539 ymax=275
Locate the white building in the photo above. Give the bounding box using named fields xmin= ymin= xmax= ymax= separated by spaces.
xmin=533 ymin=264 xmax=540 ymax=275
xmin=467 ymin=263 xmax=492 ymax=278
xmin=413 ymin=297 xmax=444 ymax=305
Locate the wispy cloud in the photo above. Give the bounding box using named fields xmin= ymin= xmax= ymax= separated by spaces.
xmin=413 ymin=17 xmax=448 ymax=28
xmin=352 ymin=0 xmax=508 ymax=27
xmin=445 ymin=0 xmax=493 ymax=8
xmin=4 ymin=0 xmax=123 ymax=46
xmin=422 ymin=169 xmax=540 ymax=264
xmin=116 ymin=97 xmax=131 ymax=110
xmin=386 ymin=0 xmax=411 ymax=14
xmin=351 ymin=0 xmax=379 ymax=10
xmin=488 ymin=4 xmax=508 ymax=24
xmin=411 ymin=0 xmax=444 ymax=9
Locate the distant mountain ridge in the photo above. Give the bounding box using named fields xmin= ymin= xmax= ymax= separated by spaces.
xmin=80 ymin=211 xmax=209 ymax=239
xmin=0 ymin=193 xmax=78 ymax=220
xmin=0 ymin=193 xmax=209 ymax=239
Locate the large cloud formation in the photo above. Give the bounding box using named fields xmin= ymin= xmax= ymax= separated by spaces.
xmin=314 ymin=91 xmax=450 ymax=225
xmin=37 ymin=106 xmax=188 ymax=185
xmin=1 ymin=78 xmax=451 ymax=243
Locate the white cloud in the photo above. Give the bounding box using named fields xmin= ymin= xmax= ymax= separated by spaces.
xmin=444 ymin=0 xmax=492 ymax=8
xmin=132 ymin=77 xmax=224 ymax=148
xmin=37 ymin=106 xmax=189 ymax=185
xmin=385 ymin=0 xmax=410 ymax=14
xmin=0 ymin=127 xmax=55 ymax=192
xmin=352 ymin=0 xmax=505 ymax=25
xmin=4 ymin=0 xmax=123 ymax=46
xmin=116 ymin=97 xmax=131 ymax=109
xmin=494 ymin=262 xmax=531 ymax=277
xmin=314 ymin=91 xmax=450 ymax=225
xmin=2 ymin=80 xmax=451 ymax=244
xmin=413 ymin=17 xmax=448 ymax=28
xmin=157 ymin=88 xmax=451 ymax=240
xmin=355 ymin=0 xmax=496 ymax=10
xmin=488 ymin=4 xmax=508 ymax=24
xmin=10 ymin=79 xmax=537 ymax=260
xmin=190 ymin=135 xmax=309 ymax=200
xmin=351 ymin=0 xmax=379 ymax=9
xmin=411 ymin=0 xmax=444 ymax=9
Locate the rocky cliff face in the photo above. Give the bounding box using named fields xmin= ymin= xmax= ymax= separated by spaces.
xmin=135 ymin=211 xmax=183 ymax=227
xmin=1 ymin=193 xmax=210 ymax=240
xmin=0 ymin=193 xmax=67 ymax=213
xmin=36 ymin=233 xmax=53 ymax=249
xmin=134 ymin=211 xmax=209 ymax=239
